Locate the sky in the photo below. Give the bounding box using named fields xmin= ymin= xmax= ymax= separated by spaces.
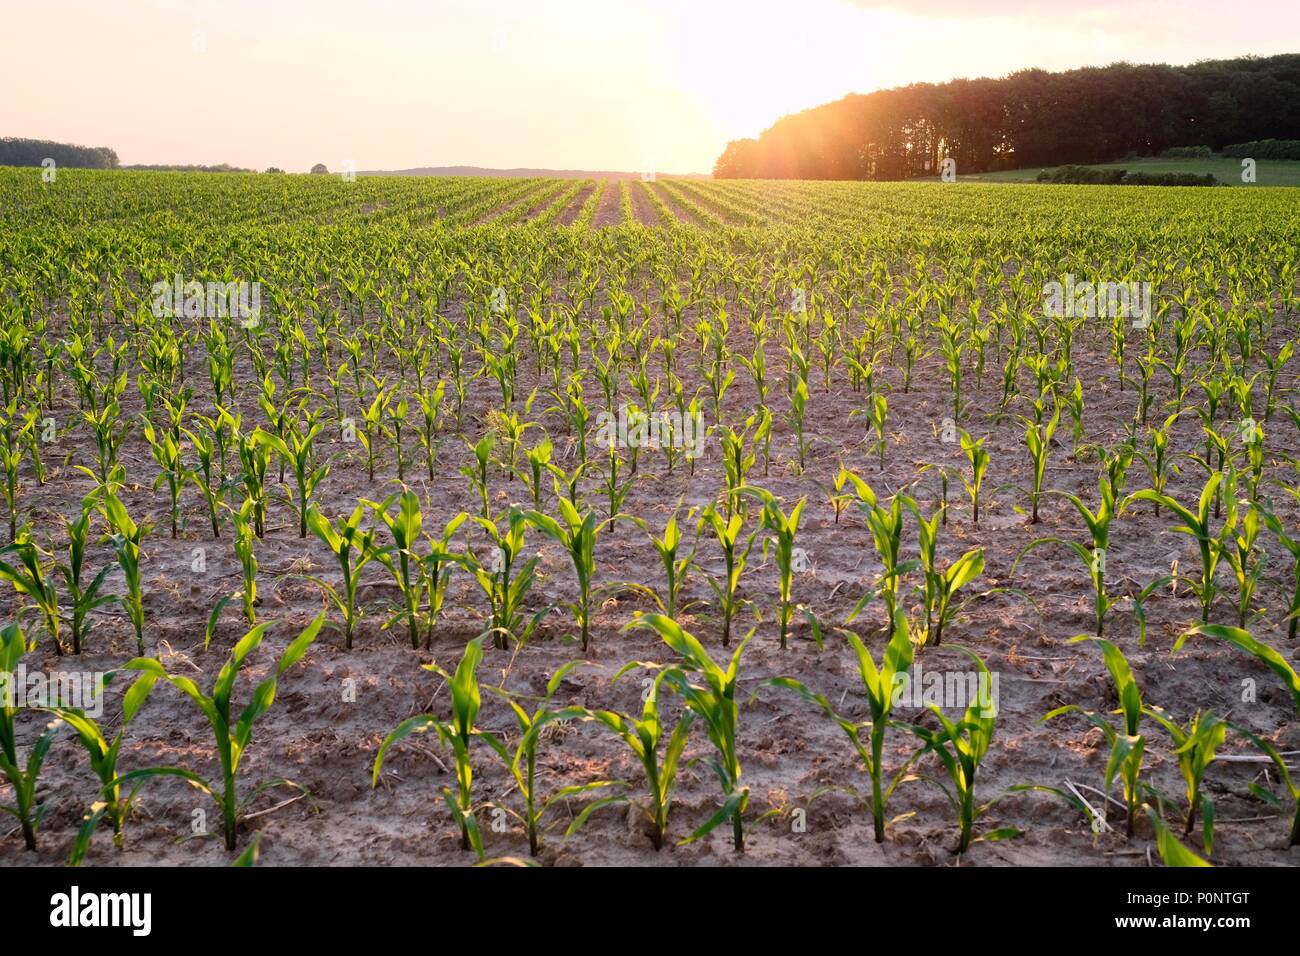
xmin=2 ymin=0 xmax=1298 ymax=174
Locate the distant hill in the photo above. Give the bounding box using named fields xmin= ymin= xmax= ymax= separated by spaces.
xmin=358 ymin=165 xmax=708 ymax=180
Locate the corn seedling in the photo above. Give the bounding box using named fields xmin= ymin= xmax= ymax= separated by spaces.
xmin=743 ymin=487 xmax=806 ymax=649
xmin=487 ymin=661 xmax=614 ymax=855
xmin=231 ymin=498 xmax=259 ymax=626
xmin=769 ymin=608 xmax=918 ymax=841
xmin=526 ymin=497 xmax=604 ymax=652
xmin=305 ymin=504 xmax=379 ymax=649
xmin=636 ymin=507 xmax=698 ymax=619
xmin=0 ymin=622 xmax=60 ymax=849
xmin=143 ymin=424 xmax=187 ymax=539
xmin=699 ymin=505 xmax=756 ymax=647
xmin=373 ymin=634 xmax=505 ymax=856
xmin=907 ymin=500 xmax=985 ymax=647
xmin=57 ymin=498 xmax=114 ymax=654
xmin=910 ymin=645 xmax=1020 ymax=853
xmin=958 ymin=429 xmax=989 ymax=526
xmin=469 ymin=508 xmax=542 ymax=650
xmin=115 ymin=614 xmax=324 ymax=852
xmin=184 ymin=424 xmax=229 ymax=537
xmin=588 ymin=665 xmax=694 ymax=850
xmin=1131 ymin=472 xmax=1232 ymax=623
xmin=628 ymin=614 xmax=751 ymax=852
xmin=841 ymin=473 xmax=915 ymax=634
xmin=1176 ymin=623 xmax=1300 ymax=846
xmin=461 ymin=434 xmax=494 ymax=520
xmin=53 ymin=670 xmax=157 ymax=863
xmin=261 ymin=418 xmax=328 ymax=538
xmin=0 ymin=529 xmax=63 ymax=655
xmin=95 ymin=479 xmax=151 ymax=656
xmin=1045 ymin=637 xmax=1147 ymax=837
xmin=1141 ymin=706 xmax=1225 ymax=854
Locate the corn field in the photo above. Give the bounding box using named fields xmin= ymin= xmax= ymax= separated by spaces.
xmin=1 ymin=167 xmax=1298 ymax=867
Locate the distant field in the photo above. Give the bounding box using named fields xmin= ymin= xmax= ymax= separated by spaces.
xmin=956 ymin=155 xmax=1300 ymax=187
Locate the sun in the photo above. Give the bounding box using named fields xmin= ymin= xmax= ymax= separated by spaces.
xmin=663 ymin=0 xmax=887 ymax=141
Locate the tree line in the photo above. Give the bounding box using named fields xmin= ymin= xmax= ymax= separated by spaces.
xmin=713 ymin=54 xmax=1300 ymax=180
xmin=0 ymin=137 xmax=119 ymax=169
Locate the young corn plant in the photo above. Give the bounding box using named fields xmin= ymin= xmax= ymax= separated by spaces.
xmin=628 ymin=614 xmax=751 ymax=852
xmin=414 ymin=380 xmax=447 ymax=481
xmin=768 ymin=607 xmax=917 ymax=842
xmin=743 ymin=487 xmax=806 ymax=649
xmin=525 ymin=498 xmax=604 ymax=652
xmin=53 ymin=671 xmax=158 ymax=863
xmin=636 ymin=507 xmax=698 ymax=619
xmin=1176 ymin=624 xmax=1300 ymax=846
xmin=861 ymin=393 xmax=888 ymax=470
xmin=587 ymin=666 xmax=695 ymax=850
xmin=841 ymin=473 xmax=914 ymax=634
xmin=96 ymin=480 xmax=151 ymax=656
xmin=1131 ymin=472 xmax=1232 ymax=624
xmin=1045 ymin=637 xmax=1147 ymax=838
xmin=469 ymin=508 xmax=542 ymax=650
xmin=1141 ymin=707 xmax=1225 ymax=854
xmin=906 ymin=500 xmax=985 ymax=647
xmin=367 ymin=490 xmax=428 ymax=650
xmin=0 ymin=412 xmax=25 ymax=541
xmin=305 ymin=505 xmax=379 ymax=650
xmin=261 ymin=419 xmax=328 ymax=538
xmin=373 ymin=634 xmax=505 ymax=857
xmin=115 ymin=614 xmax=324 ymax=852
xmin=418 ymin=512 xmax=469 ymax=650
xmin=0 ymin=622 xmax=61 ymax=850
xmin=520 ymin=436 xmax=554 ymax=511
xmin=910 ymin=646 xmax=1019 ymax=854
xmin=461 ymin=434 xmax=494 ymax=520
xmin=1015 ymin=447 xmax=1134 ymax=637
xmin=1014 ymin=407 xmax=1059 ymax=524
xmin=58 ymin=498 xmax=114 ymax=655
xmin=699 ymin=506 xmax=755 ymax=647
xmin=1137 ymin=412 xmax=1181 ymax=516
xmin=959 ymin=429 xmax=990 ymax=526
xmin=231 ymin=498 xmax=259 ymax=626
xmin=1223 ymin=502 xmax=1263 ymax=627
xmin=143 ymin=424 xmax=187 ymax=539
xmin=233 ymin=424 xmax=272 ymax=538
xmin=0 ymin=530 xmax=63 ymax=655
xmin=787 ymin=378 xmax=811 ymax=473
xmin=487 ymin=662 xmax=614 ymax=856
xmin=184 ymin=424 xmax=228 ymax=537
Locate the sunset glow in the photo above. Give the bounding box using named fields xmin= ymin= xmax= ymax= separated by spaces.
xmin=4 ymin=0 xmax=1300 ymax=172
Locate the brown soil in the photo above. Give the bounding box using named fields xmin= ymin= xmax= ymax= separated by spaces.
xmin=1 ymin=305 xmax=1298 ymax=869
xmin=590 ymin=181 xmax=622 ymax=228
xmin=628 ymin=181 xmax=661 ymax=226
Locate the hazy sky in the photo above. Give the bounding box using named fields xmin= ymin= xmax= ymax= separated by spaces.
xmin=3 ymin=0 xmax=1297 ymax=173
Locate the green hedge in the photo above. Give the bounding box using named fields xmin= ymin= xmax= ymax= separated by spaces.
xmin=1160 ymin=146 xmax=1215 ymax=158
xmin=1222 ymin=139 xmax=1300 ymax=160
xmin=1037 ymin=165 xmax=1218 ymax=186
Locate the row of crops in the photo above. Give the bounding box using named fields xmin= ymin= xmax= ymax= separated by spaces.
xmin=0 ymin=168 xmax=1298 ymax=866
